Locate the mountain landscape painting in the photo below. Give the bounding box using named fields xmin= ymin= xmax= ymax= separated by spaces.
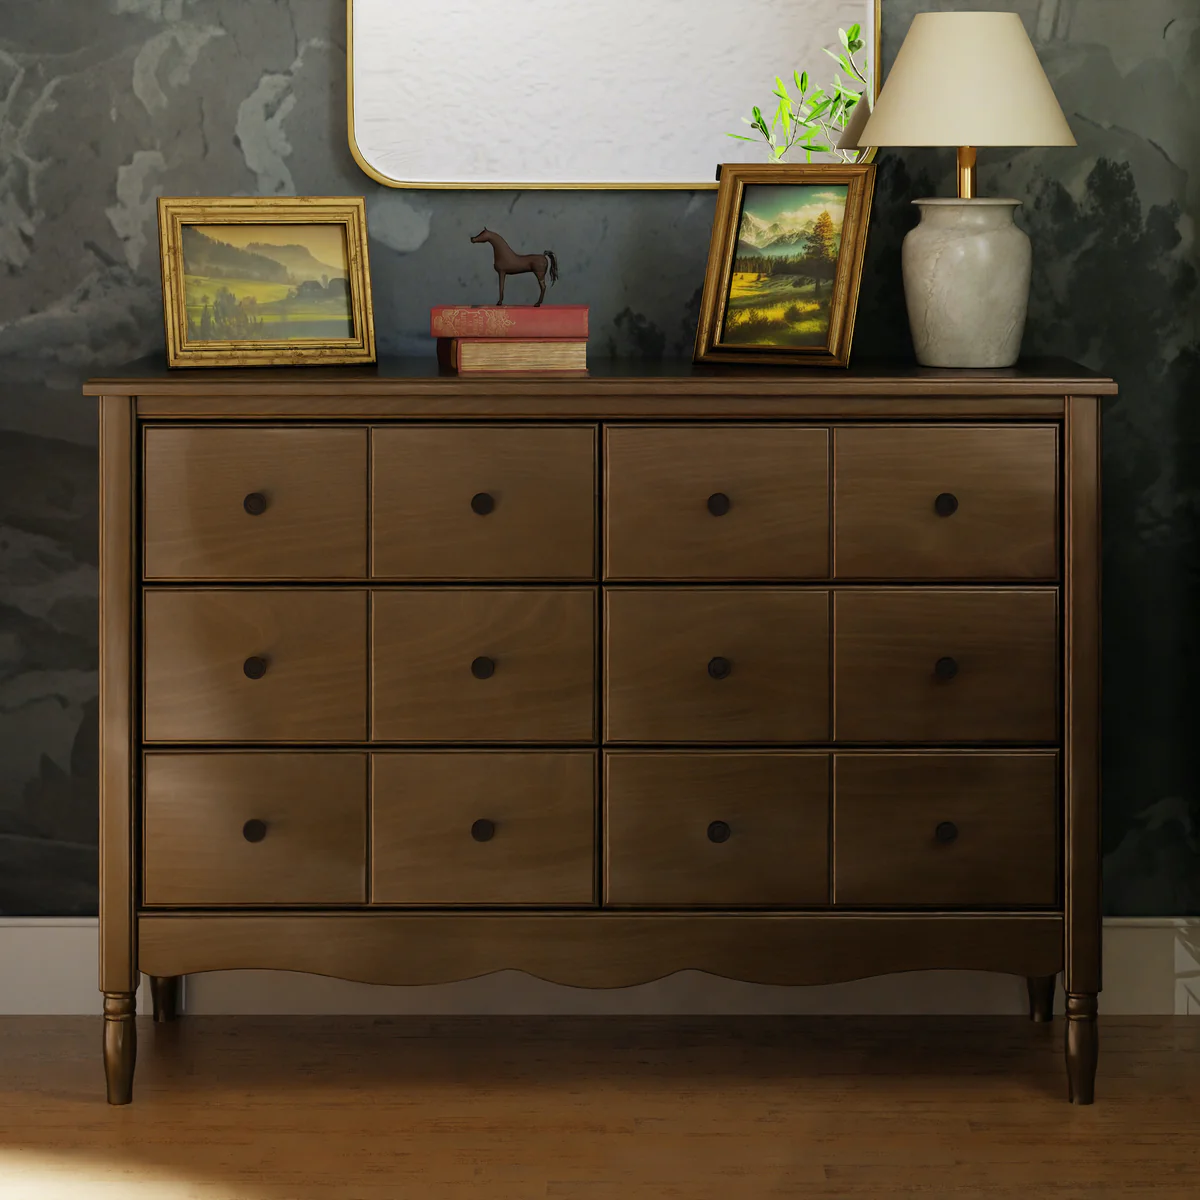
xmin=722 ymin=184 xmax=848 ymax=347
xmin=182 ymin=223 xmax=354 ymax=342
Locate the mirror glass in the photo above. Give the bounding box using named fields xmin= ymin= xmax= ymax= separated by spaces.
xmin=349 ymin=0 xmax=879 ymax=188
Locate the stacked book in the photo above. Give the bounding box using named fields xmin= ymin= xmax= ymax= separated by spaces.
xmin=431 ymin=305 xmax=588 ymax=374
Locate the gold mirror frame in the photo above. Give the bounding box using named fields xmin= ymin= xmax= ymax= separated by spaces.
xmin=346 ymin=0 xmax=881 ymax=190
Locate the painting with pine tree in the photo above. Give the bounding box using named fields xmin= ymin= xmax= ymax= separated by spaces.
xmin=722 ymin=184 xmax=847 ymax=347
xmin=182 ymin=224 xmax=354 ymax=342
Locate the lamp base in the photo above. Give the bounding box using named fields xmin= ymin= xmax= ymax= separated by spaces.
xmin=902 ymin=198 xmax=1031 ymax=369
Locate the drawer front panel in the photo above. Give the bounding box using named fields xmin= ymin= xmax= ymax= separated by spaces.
xmin=372 ymin=426 xmax=597 ymax=579
xmin=834 ymin=589 xmax=1058 ymax=742
xmin=372 ymin=752 xmax=596 ymax=904
xmin=604 ymin=426 xmax=830 ymax=579
xmin=372 ymin=588 xmax=596 ymax=741
xmin=834 ymin=753 xmax=1059 ymax=906
xmin=604 ymin=752 xmax=829 ymax=906
xmin=143 ymin=589 xmax=368 ymax=742
xmin=143 ymin=753 xmax=367 ymax=906
xmin=833 ymin=426 xmax=1058 ymax=579
xmin=143 ymin=427 xmax=367 ymax=579
xmin=605 ymin=589 xmax=830 ymax=743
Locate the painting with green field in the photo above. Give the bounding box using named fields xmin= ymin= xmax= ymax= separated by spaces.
xmin=182 ymin=224 xmax=354 ymax=342
xmin=721 ymin=184 xmax=848 ymax=348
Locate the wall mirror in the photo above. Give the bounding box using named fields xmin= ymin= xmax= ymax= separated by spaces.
xmin=348 ymin=0 xmax=879 ymax=189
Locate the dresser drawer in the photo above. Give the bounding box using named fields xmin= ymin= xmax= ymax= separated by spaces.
xmin=604 ymin=426 xmax=829 ymax=579
xmin=143 ymin=753 xmax=367 ymax=906
xmin=833 ymin=753 xmax=1058 ymax=906
xmin=143 ymin=589 xmax=368 ymax=742
xmin=604 ymin=752 xmax=829 ymax=906
xmin=372 ymin=426 xmax=596 ymax=579
xmin=372 ymin=588 xmax=596 ymax=741
xmin=604 ymin=588 xmax=830 ymax=742
xmin=143 ymin=427 xmax=367 ymax=579
xmin=833 ymin=426 xmax=1058 ymax=579
xmin=372 ymin=752 xmax=595 ymax=904
xmin=834 ymin=589 xmax=1058 ymax=742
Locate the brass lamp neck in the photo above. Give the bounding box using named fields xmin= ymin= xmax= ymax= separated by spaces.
xmin=957 ymin=146 xmax=978 ymax=199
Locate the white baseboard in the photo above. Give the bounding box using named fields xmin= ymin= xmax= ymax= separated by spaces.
xmin=2 ymin=917 xmax=1197 ymax=1016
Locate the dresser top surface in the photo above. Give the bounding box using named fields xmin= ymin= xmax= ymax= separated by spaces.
xmin=85 ymin=356 xmax=1116 ymax=399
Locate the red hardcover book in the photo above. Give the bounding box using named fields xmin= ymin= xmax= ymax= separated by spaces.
xmin=437 ymin=337 xmax=587 ymax=374
xmin=430 ymin=305 xmax=589 ymax=339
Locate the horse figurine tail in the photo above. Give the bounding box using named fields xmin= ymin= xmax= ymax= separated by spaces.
xmin=544 ymin=250 xmax=559 ymax=286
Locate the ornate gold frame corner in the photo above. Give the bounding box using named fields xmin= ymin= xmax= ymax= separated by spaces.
xmin=692 ymin=162 xmax=877 ymax=369
xmin=156 ymin=196 xmax=377 ymax=368
xmin=345 ymin=0 xmax=880 ymax=191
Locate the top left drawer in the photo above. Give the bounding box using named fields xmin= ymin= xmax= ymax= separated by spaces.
xmin=143 ymin=427 xmax=368 ymax=580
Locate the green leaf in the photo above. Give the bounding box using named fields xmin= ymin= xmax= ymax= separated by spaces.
xmin=775 ymin=75 xmax=790 ymax=100
xmin=847 ymin=22 xmax=861 ymax=41
xmin=839 ymin=26 xmax=850 ymax=49
xmin=807 ymin=142 xmax=832 ymax=153
xmin=726 ymin=133 xmax=757 ymax=141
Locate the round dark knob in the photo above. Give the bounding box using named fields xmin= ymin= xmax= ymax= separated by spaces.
xmin=471 ymin=656 xmax=496 ymax=679
xmin=707 ymin=656 xmax=732 ymax=680
xmin=934 ymin=656 xmax=959 ymax=681
xmin=471 ymin=818 xmax=495 ymax=842
xmin=935 ymin=821 xmax=959 ymax=845
xmin=242 ymin=819 xmax=267 ymax=843
xmin=934 ymin=492 xmax=959 ymax=518
xmin=470 ymin=492 xmax=495 ymax=515
xmin=707 ymin=820 xmax=731 ymax=843
xmin=243 ymin=492 xmax=268 ymax=516
xmin=707 ymin=492 xmax=731 ymax=517
xmin=243 ymin=656 xmax=268 ymax=680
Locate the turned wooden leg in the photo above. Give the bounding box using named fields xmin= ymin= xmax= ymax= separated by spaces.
xmin=1026 ymin=974 xmax=1056 ymax=1023
xmin=150 ymin=975 xmax=182 ymax=1023
xmin=1065 ymin=992 xmax=1098 ymax=1104
xmin=103 ymin=992 xmax=137 ymax=1105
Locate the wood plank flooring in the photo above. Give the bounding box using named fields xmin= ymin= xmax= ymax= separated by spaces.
xmin=1 ymin=1016 xmax=1198 ymax=1197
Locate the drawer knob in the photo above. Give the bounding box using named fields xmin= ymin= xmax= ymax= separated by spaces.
xmin=935 ymin=820 xmax=959 ymax=844
xmin=934 ymin=656 xmax=959 ymax=681
xmin=242 ymin=819 xmax=268 ymax=843
xmin=707 ymin=492 xmax=732 ymax=517
xmin=934 ymin=492 xmax=959 ymax=517
xmin=243 ymin=492 xmax=268 ymax=516
xmin=707 ymin=820 xmax=731 ymax=843
xmin=471 ymin=818 xmax=496 ymax=842
xmin=243 ymin=656 xmax=269 ymax=680
xmin=707 ymin=656 xmax=732 ymax=680
xmin=470 ymin=492 xmax=495 ymax=515
xmin=471 ymin=656 xmax=496 ymax=679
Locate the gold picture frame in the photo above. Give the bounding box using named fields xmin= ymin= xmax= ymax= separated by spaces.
xmin=157 ymin=197 xmax=376 ymax=368
xmin=693 ymin=163 xmax=876 ymax=369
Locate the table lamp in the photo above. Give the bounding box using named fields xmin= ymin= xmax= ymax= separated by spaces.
xmin=844 ymin=12 xmax=1075 ymax=368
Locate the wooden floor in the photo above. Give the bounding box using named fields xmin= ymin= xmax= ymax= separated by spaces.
xmin=1 ymin=1016 xmax=1198 ymax=1197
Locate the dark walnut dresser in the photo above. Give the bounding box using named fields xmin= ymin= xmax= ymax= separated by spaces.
xmin=86 ymin=358 xmax=1115 ymax=1105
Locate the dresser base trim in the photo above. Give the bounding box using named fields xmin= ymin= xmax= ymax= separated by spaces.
xmin=138 ymin=913 xmax=1063 ymax=989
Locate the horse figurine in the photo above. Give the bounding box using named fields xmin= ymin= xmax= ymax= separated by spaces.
xmin=470 ymin=228 xmax=559 ymax=306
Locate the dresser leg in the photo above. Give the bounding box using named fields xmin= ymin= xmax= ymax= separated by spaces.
xmin=103 ymin=992 xmax=137 ymax=1105
xmin=1026 ymin=974 xmax=1056 ymax=1023
xmin=1065 ymin=992 xmax=1098 ymax=1104
xmin=150 ymin=975 xmax=182 ymax=1023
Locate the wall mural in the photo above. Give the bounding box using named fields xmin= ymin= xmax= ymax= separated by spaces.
xmin=0 ymin=0 xmax=1196 ymax=915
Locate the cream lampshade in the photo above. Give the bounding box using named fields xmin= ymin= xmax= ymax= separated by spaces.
xmin=845 ymin=12 xmax=1076 ymax=368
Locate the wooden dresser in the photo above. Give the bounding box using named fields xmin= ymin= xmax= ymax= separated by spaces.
xmin=87 ymin=359 xmax=1114 ymax=1105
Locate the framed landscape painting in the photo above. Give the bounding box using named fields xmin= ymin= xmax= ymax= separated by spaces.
xmin=693 ymin=163 xmax=876 ymax=368
xmin=157 ymin=197 xmax=376 ymax=367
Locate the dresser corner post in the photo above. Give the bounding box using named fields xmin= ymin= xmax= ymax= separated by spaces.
xmin=149 ymin=975 xmax=182 ymax=1023
xmin=1063 ymin=394 xmax=1102 ymax=1104
xmin=98 ymin=393 xmax=139 ymax=1103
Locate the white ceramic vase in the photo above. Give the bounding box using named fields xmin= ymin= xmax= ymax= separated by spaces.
xmin=901 ymin=198 xmax=1032 ymax=369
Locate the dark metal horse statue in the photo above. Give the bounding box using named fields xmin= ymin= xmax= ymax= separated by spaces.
xmin=470 ymin=228 xmax=559 ymax=306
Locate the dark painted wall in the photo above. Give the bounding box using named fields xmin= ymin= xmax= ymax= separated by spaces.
xmin=0 ymin=0 xmax=1197 ymax=915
